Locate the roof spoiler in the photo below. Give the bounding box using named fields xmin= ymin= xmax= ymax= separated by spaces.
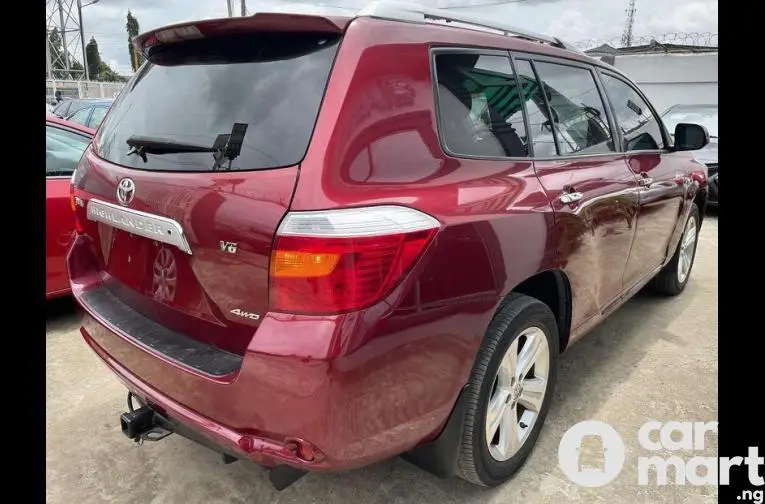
xmin=133 ymin=12 xmax=349 ymax=59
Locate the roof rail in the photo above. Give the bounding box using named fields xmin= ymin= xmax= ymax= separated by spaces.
xmin=357 ymin=0 xmax=581 ymax=52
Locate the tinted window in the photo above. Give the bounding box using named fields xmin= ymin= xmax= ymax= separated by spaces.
xmin=97 ymin=33 xmax=340 ymax=172
xmin=53 ymin=101 xmax=70 ymax=117
xmin=68 ymin=107 xmax=90 ymax=126
xmin=532 ymin=61 xmax=615 ymax=156
xmin=434 ymin=52 xmax=528 ymax=158
xmin=88 ymin=106 xmax=107 ymax=129
xmin=600 ymin=73 xmax=665 ymax=151
xmin=513 ymin=59 xmax=557 ymax=157
xmin=46 ymin=125 xmax=90 ymax=176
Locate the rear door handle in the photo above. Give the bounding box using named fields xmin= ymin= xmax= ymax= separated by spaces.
xmin=638 ymin=173 xmax=653 ymax=187
xmin=560 ymin=191 xmax=583 ymax=204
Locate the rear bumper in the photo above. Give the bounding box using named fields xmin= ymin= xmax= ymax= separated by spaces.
xmin=82 ymin=326 xmax=323 ymax=469
xmin=68 ymin=234 xmax=467 ymax=473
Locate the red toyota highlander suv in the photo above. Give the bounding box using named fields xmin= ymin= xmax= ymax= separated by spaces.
xmin=67 ymin=1 xmax=709 ymax=490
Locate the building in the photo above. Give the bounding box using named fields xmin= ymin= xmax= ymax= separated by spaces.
xmin=585 ymin=41 xmax=718 ymax=113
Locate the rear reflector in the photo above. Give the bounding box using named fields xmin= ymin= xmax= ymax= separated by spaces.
xmin=70 ymin=169 xmax=84 ymax=234
xmin=269 ymin=206 xmax=440 ymax=314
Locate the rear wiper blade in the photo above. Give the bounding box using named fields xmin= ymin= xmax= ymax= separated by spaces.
xmin=126 ymin=136 xmax=215 ymax=162
xmin=125 ymin=123 xmax=248 ymax=170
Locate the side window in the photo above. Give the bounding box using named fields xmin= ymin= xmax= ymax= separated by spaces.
xmin=68 ymin=107 xmax=90 ymax=126
xmin=513 ymin=59 xmax=557 ymax=157
xmin=88 ymin=107 xmax=107 ymax=129
xmin=434 ymin=52 xmax=528 ymax=158
xmin=53 ymin=101 xmax=69 ymax=117
xmin=600 ymin=73 xmax=665 ymax=151
xmin=532 ymin=61 xmax=615 ymax=156
xmin=46 ymin=126 xmax=90 ymax=177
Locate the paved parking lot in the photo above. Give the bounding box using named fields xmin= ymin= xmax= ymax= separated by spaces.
xmin=46 ymin=214 xmax=717 ymax=504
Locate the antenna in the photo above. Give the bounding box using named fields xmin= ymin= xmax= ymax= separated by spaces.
xmin=621 ymin=0 xmax=636 ymax=47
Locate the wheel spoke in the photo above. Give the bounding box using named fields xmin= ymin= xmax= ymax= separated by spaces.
xmin=496 ymin=404 xmax=520 ymax=458
xmin=518 ymin=377 xmax=546 ymax=412
xmin=500 ymin=339 xmax=519 ymax=384
xmin=682 ymin=229 xmax=695 ymax=249
xmin=485 ymin=387 xmax=510 ymax=441
xmin=517 ymin=332 xmax=544 ymax=379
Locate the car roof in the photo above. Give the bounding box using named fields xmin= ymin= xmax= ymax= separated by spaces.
xmin=134 ymin=5 xmax=610 ymax=72
xmin=46 ymin=116 xmax=95 ymax=136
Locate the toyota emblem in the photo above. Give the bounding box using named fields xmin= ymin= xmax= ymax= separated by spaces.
xmin=117 ymin=178 xmax=135 ymax=206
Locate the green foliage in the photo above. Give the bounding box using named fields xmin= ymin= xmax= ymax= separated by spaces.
xmin=126 ymin=10 xmax=144 ymax=72
xmin=85 ymin=37 xmax=101 ymax=80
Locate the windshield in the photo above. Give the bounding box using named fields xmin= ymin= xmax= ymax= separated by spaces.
xmin=661 ymin=105 xmax=718 ymax=137
xmin=96 ymin=32 xmax=340 ymax=172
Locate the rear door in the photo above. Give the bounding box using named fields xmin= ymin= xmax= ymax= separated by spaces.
xmin=598 ymin=71 xmax=685 ymax=288
xmin=514 ymin=55 xmax=640 ymax=329
xmin=71 ymin=28 xmax=341 ymax=355
xmin=46 ymin=122 xmax=91 ymax=296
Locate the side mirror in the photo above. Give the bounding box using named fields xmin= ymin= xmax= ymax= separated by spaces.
xmin=674 ymin=123 xmax=709 ymax=151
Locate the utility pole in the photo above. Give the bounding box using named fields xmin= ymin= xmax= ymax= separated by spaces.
xmin=77 ymin=0 xmax=88 ymax=80
xmin=241 ymin=0 xmax=247 ymax=16
xmin=621 ymin=0 xmax=636 ymax=48
xmin=227 ymin=0 xmax=233 ymax=17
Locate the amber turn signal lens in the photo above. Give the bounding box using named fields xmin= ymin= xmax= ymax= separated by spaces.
xmin=271 ymin=250 xmax=340 ymax=278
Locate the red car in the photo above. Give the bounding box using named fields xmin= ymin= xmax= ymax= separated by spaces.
xmin=68 ymin=3 xmax=709 ymax=490
xmin=46 ymin=116 xmax=94 ymax=299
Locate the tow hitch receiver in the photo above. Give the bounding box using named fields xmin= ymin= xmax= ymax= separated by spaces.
xmin=120 ymin=400 xmax=172 ymax=443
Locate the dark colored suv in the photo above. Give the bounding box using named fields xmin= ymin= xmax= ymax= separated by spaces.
xmin=68 ymin=1 xmax=710 ymax=490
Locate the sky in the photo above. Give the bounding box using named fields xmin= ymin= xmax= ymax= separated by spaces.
xmin=77 ymin=0 xmax=718 ymax=76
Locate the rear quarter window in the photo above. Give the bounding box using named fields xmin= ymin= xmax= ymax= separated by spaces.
xmin=97 ymin=32 xmax=340 ymax=172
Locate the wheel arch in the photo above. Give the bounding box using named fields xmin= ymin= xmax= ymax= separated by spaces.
xmin=503 ymin=269 xmax=573 ymax=353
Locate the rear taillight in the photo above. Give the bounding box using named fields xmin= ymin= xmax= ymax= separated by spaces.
xmin=269 ymin=206 xmax=440 ymax=315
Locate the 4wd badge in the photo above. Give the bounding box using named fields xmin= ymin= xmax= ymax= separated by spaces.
xmin=230 ymin=308 xmax=259 ymax=321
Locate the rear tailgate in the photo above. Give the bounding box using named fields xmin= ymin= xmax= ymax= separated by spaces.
xmin=71 ymin=15 xmax=344 ymax=355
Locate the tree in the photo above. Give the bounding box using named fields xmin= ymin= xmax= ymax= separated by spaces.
xmin=85 ymin=37 xmax=102 ymax=81
xmin=126 ymin=10 xmax=144 ymax=72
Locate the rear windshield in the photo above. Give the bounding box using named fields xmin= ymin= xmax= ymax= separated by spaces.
xmin=97 ymin=32 xmax=340 ymax=172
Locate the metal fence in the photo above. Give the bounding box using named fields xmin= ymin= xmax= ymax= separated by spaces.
xmin=46 ymin=79 xmax=126 ymax=100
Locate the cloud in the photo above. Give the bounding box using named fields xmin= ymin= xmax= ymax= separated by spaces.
xmin=642 ymin=1 xmax=719 ymax=34
xmin=70 ymin=0 xmax=717 ymax=77
xmin=546 ymin=9 xmax=593 ymax=42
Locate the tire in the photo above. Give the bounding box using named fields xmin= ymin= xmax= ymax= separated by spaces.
xmin=652 ymin=203 xmax=700 ymax=295
xmin=456 ymin=293 xmax=560 ymax=487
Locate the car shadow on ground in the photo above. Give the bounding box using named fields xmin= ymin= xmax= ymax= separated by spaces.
xmin=46 ymin=297 xmax=79 ymax=331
